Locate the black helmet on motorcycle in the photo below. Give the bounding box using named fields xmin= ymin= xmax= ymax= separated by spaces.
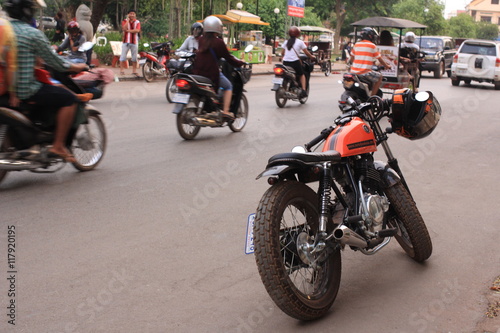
xmin=288 ymin=26 xmax=301 ymax=37
xmin=390 ymin=88 xmax=442 ymax=140
xmin=360 ymin=27 xmax=378 ymax=43
xmin=191 ymin=22 xmax=203 ymax=38
xmin=4 ymin=0 xmax=41 ymax=23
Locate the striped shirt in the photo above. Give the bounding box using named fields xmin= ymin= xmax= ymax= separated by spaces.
xmin=122 ymin=19 xmax=141 ymax=44
xmin=0 ymin=18 xmax=17 ymax=95
xmin=351 ymin=40 xmax=381 ymax=74
xmin=10 ymin=20 xmax=71 ymax=100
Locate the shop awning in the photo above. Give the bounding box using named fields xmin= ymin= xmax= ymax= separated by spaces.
xmin=213 ymin=10 xmax=270 ymax=26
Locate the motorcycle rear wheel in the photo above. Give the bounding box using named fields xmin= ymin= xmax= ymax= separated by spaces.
xmin=176 ymin=107 xmax=200 ymax=140
xmin=275 ymin=79 xmax=289 ymax=108
xmin=385 ymin=182 xmax=433 ymax=262
xmin=142 ymin=61 xmax=154 ymax=82
xmin=165 ymin=76 xmax=178 ymax=103
xmin=71 ymin=114 xmax=107 ymax=171
xmin=324 ymin=60 xmax=332 ymax=76
xmin=229 ymin=94 xmax=248 ymax=132
xmin=254 ymin=181 xmax=342 ymax=321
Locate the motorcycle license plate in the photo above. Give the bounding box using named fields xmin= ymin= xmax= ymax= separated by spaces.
xmin=272 ymin=77 xmax=283 ymax=85
xmin=139 ymin=58 xmax=146 ymax=65
xmin=172 ymin=93 xmax=190 ymax=104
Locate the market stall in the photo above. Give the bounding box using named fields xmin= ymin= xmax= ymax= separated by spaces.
xmin=212 ymin=9 xmax=270 ymax=64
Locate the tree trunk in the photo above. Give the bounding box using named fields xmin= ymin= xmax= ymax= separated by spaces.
xmin=90 ymin=0 xmax=111 ymax=35
xmin=333 ymin=0 xmax=347 ymax=54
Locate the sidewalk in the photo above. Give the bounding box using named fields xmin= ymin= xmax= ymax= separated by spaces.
xmin=101 ymin=61 xmax=348 ymax=82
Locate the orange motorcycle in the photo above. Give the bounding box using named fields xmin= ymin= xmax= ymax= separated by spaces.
xmin=253 ymin=89 xmax=441 ymax=320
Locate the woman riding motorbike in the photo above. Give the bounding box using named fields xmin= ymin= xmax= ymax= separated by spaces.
xmin=192 ymin=16 xmax=246 ymax=120
xmin=281 ymin=26 xmax=315 ymax=98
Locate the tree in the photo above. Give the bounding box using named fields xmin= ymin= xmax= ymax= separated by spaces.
xmin=391 ymin=0 xmax=446 ymax=35
xmin=448 ymin=13 xmax=477 ymax=38
xmin=476 ymin=21 xmax=499 ymax=40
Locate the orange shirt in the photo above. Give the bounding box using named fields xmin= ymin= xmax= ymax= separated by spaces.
xmin=0 ymin=18 xmax=18 ymax=95
xmin=351 ymin=40 xmax=381 ymax=74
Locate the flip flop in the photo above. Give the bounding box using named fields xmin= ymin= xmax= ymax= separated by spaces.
xmin=48 ymin=149 xmax=77 ymax=164
xmin=132 ymin=73 xmax=141 ymax=78
xmin=221 ymin=112 xmax=235 ymax=121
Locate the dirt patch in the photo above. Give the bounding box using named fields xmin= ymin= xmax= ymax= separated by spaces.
xmin=475 ymin=275 xmax=500 ymax=333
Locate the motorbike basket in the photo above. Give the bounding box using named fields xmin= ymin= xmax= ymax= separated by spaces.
xmin=240 ymin=67 xmax=252 ymax=84
xmin=390 ymin=88 xmax=442 ymax=140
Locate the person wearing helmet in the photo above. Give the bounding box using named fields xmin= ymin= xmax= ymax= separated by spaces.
xmin=4 ymin=0 xmax=87 ymax=163
xmin=192 ymin=16 xmax=246 ymax=120
xmin=401 ymin=31 xmax=419 ymax=51
xmin=177 ymin=22 xmax=203 ymax=52
xmin=281 ymin=26 xmax=315 ymax=98
xmin=349 ymin=27 xmax=389 ymax=96
xmin=0 ymin=17 xmax=20 ymax=108
xmin=53 ymin=21 xmax=87 ymax=63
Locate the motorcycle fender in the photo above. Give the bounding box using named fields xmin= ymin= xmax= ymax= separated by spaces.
xmin=271 ymin=84 xmax=281 ymax=91
xmin=0 ymin=107 xmax=36 ymax=129
xmin=85 ymin=104 xmax=101 ymax=116
xmin=256 ymin=165 xmax=295 ymax=180
xmin=172 ymin=104 xmax=184 ymax=114
xmin=373 ymin=160 xmax=401 ymax=187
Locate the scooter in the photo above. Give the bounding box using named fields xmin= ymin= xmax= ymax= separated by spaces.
xmin=0 ymin=68 xmax=107 ymax=186
xmin=165 ymin=50 xmax=196 ymax=103
xmin=271 ymin=54 xmax=314 ymax=108
xmin=139 ymin=41 xmax=173 ymax=82
xmin=338 ymin=66 xmax=384 ymax=112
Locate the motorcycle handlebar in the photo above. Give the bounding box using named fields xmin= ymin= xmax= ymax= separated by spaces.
xmin=305 ymin=126 xmax=335 ymax=151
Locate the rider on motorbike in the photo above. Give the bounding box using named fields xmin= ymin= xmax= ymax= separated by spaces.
xmin=177 ymin=22 xmax=203 ymax=52
xmin=281 ymin=26 xmax=315 ymax=98
xmin=348 ymin=27 xmax=390 ymax=96
xmin=4 ymin=0 xmax=87 ymax=163
xmin=192 ymin=16 xmax=246 ymax=120
xmin=53 ymin=21 xmax=87 ymax=64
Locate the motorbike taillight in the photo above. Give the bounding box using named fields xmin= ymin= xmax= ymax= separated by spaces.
xmin=176 ymin=79 xmax=191 ymax=90
xmin=274 ymin=67 xmax=284 ymax=76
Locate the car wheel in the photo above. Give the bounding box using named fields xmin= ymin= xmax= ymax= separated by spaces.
xmin=451 ymin=78 xmax=460 ymax=86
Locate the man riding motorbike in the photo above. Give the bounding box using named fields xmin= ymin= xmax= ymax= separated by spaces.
xmin=348 ymin=27 xmax=390 ymax=96
xmin=177 ymin=22 xmax=203 ymax=52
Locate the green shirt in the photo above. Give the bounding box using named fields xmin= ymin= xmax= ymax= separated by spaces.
xmin=11 ymin=20 xmax=71 ymax=100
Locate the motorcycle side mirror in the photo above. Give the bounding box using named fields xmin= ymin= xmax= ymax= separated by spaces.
xmin=311 ymin=46 xmax=319 ymax=52
xmin=143 ymin=43 xmax=150 ymax=47
xmin=244 ymin=44 xmax=254 ymax=53
xmin=78 ymin=41 xmax=94 ymax=52
xmin=291 ymin=146 xmax=307 ymax=153
xmin=415 ymin=91 xmax=430 ymax=102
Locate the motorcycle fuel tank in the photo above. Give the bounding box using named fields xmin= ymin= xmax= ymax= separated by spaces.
xmin=322 ymin=117 xmax=377 ymax=156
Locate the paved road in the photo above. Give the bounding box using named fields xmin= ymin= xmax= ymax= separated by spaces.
xmin=0 ymin=73 xmax=499 ymax=332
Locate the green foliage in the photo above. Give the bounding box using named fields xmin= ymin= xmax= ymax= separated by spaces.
xmin=448 ymin=14 xmax=477 ymax=38
xmin=93 ymin=43 xmax=113 ymax=65
xmin=476 ymin=22 xmax=499 ymax=40
xmin=391 ymin=0 xmax=446 ymax=35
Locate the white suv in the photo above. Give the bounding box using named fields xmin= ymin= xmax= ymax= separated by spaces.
xmin=451 ymin=39 xmax=500 ymax=90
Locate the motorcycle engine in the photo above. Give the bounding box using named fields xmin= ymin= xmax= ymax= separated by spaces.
xmin=363 ymin=194 xmax=389 ymax=233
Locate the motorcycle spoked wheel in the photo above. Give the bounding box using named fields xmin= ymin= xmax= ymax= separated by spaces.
xmin=142 ymin=61 xmax=155 ymax=82
xmin=254 ymin=181 xmax=342 ymax=321
xmin=228 ymin=94 xmax=248 ymax=132
xmin=71 ymin=113 xmax=107 ymax=171
xmin=165 ymin=76 xmax=178 ymax=103
xmin=176 ymin=107 xmax=201 ymax=140
xmin=324 ymin=61 xmax=332 ymax=76
xmin=0 ymin=133 xmax=10 ymax=184
xmin=384 ymin=182 xmax=433 ymax=262
xmin=275 ymin=79 xmax=289 ymax=108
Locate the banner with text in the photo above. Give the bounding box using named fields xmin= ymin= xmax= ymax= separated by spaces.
xmin=287 ymin=0 xmax=305 ymax=18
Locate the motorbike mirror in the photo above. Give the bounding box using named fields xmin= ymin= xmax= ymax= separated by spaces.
xmin=311 ymin=46 xmax=319 ymax=52
xmin=415 ymin=91 xmax=430 ymax=102
xmin=244 ymin=44 xmax=254 ymax=53
xmin=291 ymin=146 xmax=307 ymax=153
xmin=78 ymin=41 xmax=94 ymax=52
xmin=143 ymin=43 xmax=150 ymax=47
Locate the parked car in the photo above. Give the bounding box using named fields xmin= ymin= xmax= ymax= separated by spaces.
xmin=37 ymin=16 xmax=56 ymax=30
xmin=451 ymin=39 xmax=500 ymax=90
xmin=415 ymin=36 xmax=456 ymax=78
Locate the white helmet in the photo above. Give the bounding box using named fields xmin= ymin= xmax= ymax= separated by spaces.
xmin=404 ymin=31 xmax=416 ymax=43
xmin=203 ymin=16 xmax=223 ymax=35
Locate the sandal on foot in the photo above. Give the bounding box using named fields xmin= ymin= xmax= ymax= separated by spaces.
xmin=132 ymin=73 xmax=141 ymax=78
xmin=221 ymin=112 xmax=235 ymax=121
xmin=48 ymin=149 xmax=76 ymax=164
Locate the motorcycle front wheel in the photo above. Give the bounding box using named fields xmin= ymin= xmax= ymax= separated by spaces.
xmin=229 ymin=94 xmax=248 ymax=132
xmin=254 ymin=181 xmax=342 ymax=321
xmin=142 ymin=61 xmax=154 ymax=82
xmin=324 ymin=60 xmax=332 ymax=76
xmin=71 ymin=113 xmax=107 ymax=171
xmin=165 ymin=76 xmax=178 ymax=103
xmin=275 ymin=79 xmax=289 ymax=108
xmin=176 ymin=107 xmax=200 ymax=140
xmin=385 ymin=182 xmax=432 ymax=262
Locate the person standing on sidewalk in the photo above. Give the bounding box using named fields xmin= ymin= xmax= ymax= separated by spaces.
xmin=120 ymin=9 xmax=141 ymax=77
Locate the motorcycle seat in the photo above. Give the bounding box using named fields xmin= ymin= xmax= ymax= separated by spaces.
xmin=267 ymin=150 xmax=341 ymax=167
xmin=177 ymin=73 xmax=214 ymax=87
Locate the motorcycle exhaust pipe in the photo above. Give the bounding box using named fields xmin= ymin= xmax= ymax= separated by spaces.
xmin=333 ymin=225 xmax=367 ymax=248
xmin=0 ymin=159 xmax=42 ymax=170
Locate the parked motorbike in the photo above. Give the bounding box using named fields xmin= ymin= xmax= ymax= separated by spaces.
xmin=0 ymin=69 xmax=107 ymax=185
xmin=338 ymin=66 xmax=384 ymax=112
xmin=165 ymin=50 xmax=196 ymax=103
xmin=253 ymin=89 xmax=441 ymax=320
xmin=139 ymin=41 xmax=173 ymax=82
xmin=271 ymin=55 xmax=314 ymax=108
